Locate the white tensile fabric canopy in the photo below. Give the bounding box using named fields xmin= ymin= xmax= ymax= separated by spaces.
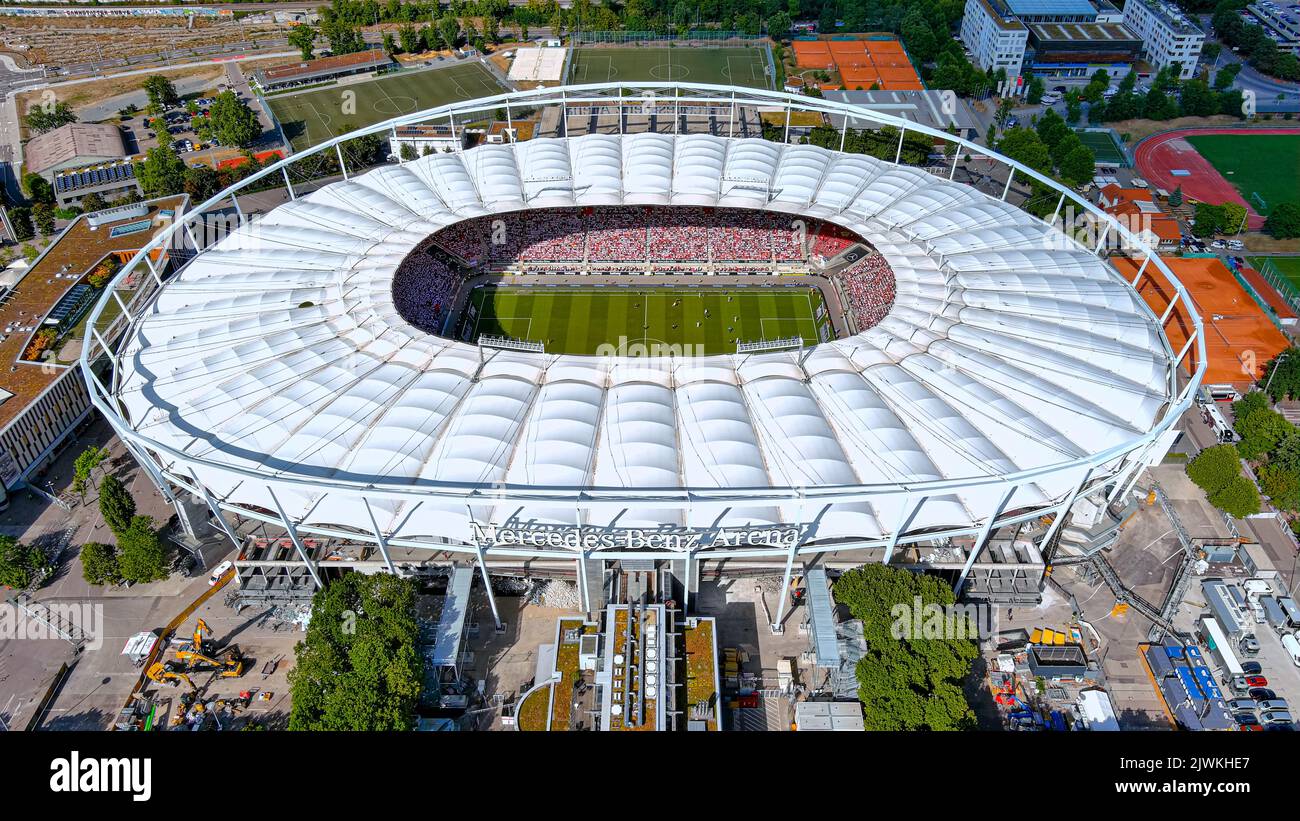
xmin=114 ymin=133 xmax=1173 ymax=543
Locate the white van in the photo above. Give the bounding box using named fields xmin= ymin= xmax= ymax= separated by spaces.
xmin=1282 ymin=632 xmax=1300 ymax=667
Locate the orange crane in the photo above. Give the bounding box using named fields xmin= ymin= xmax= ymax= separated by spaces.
xmin=146 ymin=662 xmax=196 ymax=691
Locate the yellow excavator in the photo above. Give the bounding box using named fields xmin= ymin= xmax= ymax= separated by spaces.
xmin=175 ymin=647 xmax=246 ymax=678
xmin=146 ymin=662 xmax=196 ymax=691
xmin=175 ymin=617 xmax=246 ymax=678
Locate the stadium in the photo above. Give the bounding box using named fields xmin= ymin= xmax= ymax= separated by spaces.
xmin=81 ymin=84 xmax=1204 ymax=615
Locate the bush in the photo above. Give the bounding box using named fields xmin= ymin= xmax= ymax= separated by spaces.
xmin=1187 ymin=444 xmax=1243 ymax=494
xmin=0 ymin=536 xmax=50 ymax=590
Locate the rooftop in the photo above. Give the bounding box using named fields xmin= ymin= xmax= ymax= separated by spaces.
xmin=255 ymin=48 xmax=390 ymax=85
xmin=1006 ymin=0 xmax=1098 ymax=16
xmin=1028 ymin=21 xmax=1142 ymax=41
xmin=24 ymin=123 xmax=126 ymax=176
xmin=1130 ymin=0 xmax=1203 ymax=34
xmin=0 ymin=195 xmax=187 ymax=431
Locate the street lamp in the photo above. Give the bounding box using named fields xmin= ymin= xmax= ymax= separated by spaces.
xmin=1264 ymin=351 xmax=1288 ymax=397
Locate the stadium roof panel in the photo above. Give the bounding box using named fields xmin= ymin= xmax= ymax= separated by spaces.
xmin=113 ymin=130 xmax=1178 ymax=543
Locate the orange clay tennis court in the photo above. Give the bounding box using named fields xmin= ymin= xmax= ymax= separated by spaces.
xmin=1117 ymin=255 xmax=1289 ymax=389
xmin=791 ymin=38 xmax=923 ymax=91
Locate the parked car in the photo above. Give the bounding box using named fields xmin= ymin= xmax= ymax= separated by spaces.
xmin=1240 ymin=635 xmax=1261 ymax=656
xmin=1251 ymin=687 xmax=1278 ymax=700
xmin=1232 ymin=674 xmax=1249 ymax=692
xmin=1260 ymin=709 xmax=1293 ymax=725
xmin=1211 ymin=239 xmax=1227 ymax=250
xmin=1235 ymin=712 xmax=1260 ymax=726
xmin=1229 ymin=698 xmax=1258 ymax=714
xmin=1227 ymin=239 xmax=1245 ymax=250
xmin=1246 ymin=675 xmax=1269 ymax=687
xmin=1241 ymin=661 xmax=1263 ymax=675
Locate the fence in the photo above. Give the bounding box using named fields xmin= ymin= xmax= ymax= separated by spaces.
xmin=573 ymin=30 xmax=768 ymax=44
xmin=1253 ymin=257 xmax=1300 ymax=318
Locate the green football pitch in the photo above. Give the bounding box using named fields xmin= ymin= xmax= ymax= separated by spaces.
xmin=568 ymin=47 xmax=772 ymax=89
xmin=1186 ymin=134 xmax=1300 ymax=216
xmin=466 ymin=286 xmax=826 ymax=355
xmin=1074 ymin=129 xmax=1125 ymax=165
xmin=268 ymin=62 xmax=505 ymax=151
xmin=1248 ymin=255 xmax=1300 ymax=297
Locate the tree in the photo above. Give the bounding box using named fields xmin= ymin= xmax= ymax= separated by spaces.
xmin=22 ymin=171 xmax=54 ymax=205
xmin=135 ymin=145 xmax=187 ymax=197
xmin=183 ymin=164 xmax=221 ymax=202
xmin=1035 ymin=107 xmax=1070 ymax=152
xmin=399 ymin=142 xmax=418 ymax=161
xmin=322 ymin=21 xmax=366 ymax=56
xmin=1221 ymin=201 xmax=1248 ymax=235
xmin=1058 ymin=144 xmax=1096 ymax=188
xmin=143 ymin=75 xmax=179 ymax=110
xmin=288 ymin=24 xmax=317 ymax=61
xmin=23 ymin=101 xmax=77 ymax=135
xmin=831 ymin=564 xmax=978 ymax=731
xmin=72 ymin=445 xmax=109 ymax=497
xmin=1258 ymin=463 xmax=1300 ymax=511
xmin=438 ymin=15 xmax=461 ymax=51
xmin=1187 ymin=443 xmax=1243 ymax=495
xmin=1263 ymin=347 xmax=1300 ymax=402
xmin=98 ymin=474 xmax=137 ymax=538
xmin=0 ymin=536 xmax=49 ymax=590
xmin=288 ymin=573 xmax=423 ymax=730
xmin=1169 ymin=185 xmax=1183 ymax=208
xmin=382 ymin=32 xmax=397 ymax=55
xmin=398 ymin=24 xmax=421 ymax=54
xmin=80 ymin=542 xmax=122 ymax=586
xmin=1210 ymin=475 xmax=1262 ymax=518
xmin=81 ymin=192 xmax=106 ymax=213
xmin=1234 ymin=407 xmax=1291 ymax=460
xmin=117 ymin=515 xmax=168 ymax=584
xmin=1264 ymin=202 xmax=1300 ymax=239
xmin=1191 ymin=202 xmax=1228 ymax=237
xmin=7 ymin=207 xmax=33 ymax=242
xmin=208 ymin=90 xmax=261 ymax=148
xmin=996 ymin=127 xmax=1052 ymax=175
xmin=1027 ymin=74 xmax=1044 ymax=104
xmin=31 ymin=202 xmax=55 ymax=236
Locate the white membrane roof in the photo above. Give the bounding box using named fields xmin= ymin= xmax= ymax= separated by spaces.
xmin=114 ymin=133 xmax=1174 ymax=542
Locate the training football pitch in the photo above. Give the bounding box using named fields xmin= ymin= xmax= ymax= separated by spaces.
xmin=268 ymin=62 xmax=504 ymax=151
xmin=1248 ymin=255 xmax=1300 ymax=298
xmin=1186 ymin=134 xmax=1300 ymax=215
xmin=1074 ymin=129 xmax=1126 ymax=166
xmin=465 ymin=285 xmax=826 ymax=355
xmin=568 ymin=47 xmax=772 ymax=89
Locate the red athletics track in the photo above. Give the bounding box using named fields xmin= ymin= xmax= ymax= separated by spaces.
xmin=1133 ymin=127 xmax=1300 ymax=230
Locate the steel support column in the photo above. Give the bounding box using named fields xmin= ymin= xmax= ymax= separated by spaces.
xmin=895 ymin=126 xmax=905 ymax=164
xmin=683 ymin=549 xmax=692 ymax=614
xmin=771 ymin=541 xmax=798 ymax=633
xmin=1001 ymin=168 xmax=1014 ymax=201
xmin=1040 ymin=468 xmax=1093 ymax=561
xmin=882 ymin=495 xmax=924 ymax=565
xmin=955 ymin=485 xmax=1016 ymax=596
xmin=187 ymin=467 xmax=241 ymax=549
xmin=783 ymin=102 xmax=791 ymax=144
xmin=577 ymin=551 xmax=590 ymax=613
xmin=282 ymin=167 xmax=296 ymax=200
xmin=267 ymin=486 xmax=323 ymax=590
xmin=475 ymin=544 xmax=503 ymax=630
xmin=1051 ymin=192 xmax=1066 ymax=225
xmin=949 ymin=148 xmax=959 ymax=180
xmin=839 ymin=115 xmax=848 ymax=151
xmin=335 ymin=143 xmax=349 ymax=180
xmin=1132 ymin=251 xmax=1151 ymax=286
xmin=123 ymin=440 xmax=175 ymax=505
xmin=362 ymin=497 xmax=397 ymax=575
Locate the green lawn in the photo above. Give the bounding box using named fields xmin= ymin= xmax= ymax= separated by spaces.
xmin=465 ymin=285 xmax=826 ymax=355
xmin=569 ymin=47 xmax=772 ymax=89
xmin=268 ymin=62 xmax=505 ymax=151
xmin=1186 ymin=134 xmax=1300 ymax=215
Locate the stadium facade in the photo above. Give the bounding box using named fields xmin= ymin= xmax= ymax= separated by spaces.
xmin=81 ymin=84 xmax=1204 ymax=622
